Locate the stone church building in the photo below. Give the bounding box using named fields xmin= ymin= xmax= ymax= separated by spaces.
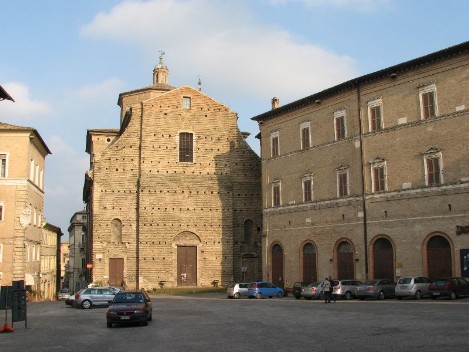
xmin=83 ymin=56 xmax=262 ymax=289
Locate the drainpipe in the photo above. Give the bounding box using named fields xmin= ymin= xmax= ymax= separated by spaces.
xmin=356 ymin=83 xmax=369 ymax=280
xmin=136 ymin=104 xmax=144 ymax=289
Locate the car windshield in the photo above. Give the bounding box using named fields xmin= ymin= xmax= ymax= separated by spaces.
xmin=432 ymin=279 xmax=448 ymax=286
xmin=398 ymin=278 xmax=412 ymax=284
xmin=114 ymin=293 xmax=145 ymax=304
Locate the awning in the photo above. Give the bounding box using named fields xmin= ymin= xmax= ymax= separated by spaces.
xmin=25 ymin=273 xmax=35 ymax=286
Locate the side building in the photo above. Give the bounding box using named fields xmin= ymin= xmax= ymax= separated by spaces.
xmin=83 ymin=57 xmax=262 ymax=289
xmin=0 ymin=122 xmax=53 ymax=297
xmin=252 ymin=41 xmax=469 ymax=287
xmin=67 ymin=210 xmax=88 ymax=292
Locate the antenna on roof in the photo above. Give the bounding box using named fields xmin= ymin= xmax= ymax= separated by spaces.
xmin=198 ymin=76 xmax=202 ymax=91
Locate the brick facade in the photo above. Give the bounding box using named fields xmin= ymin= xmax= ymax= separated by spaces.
xmin=84 ymin=62 xmax=262 ymax=289
xmin=253 ymin=42 xmax=469 ymax=287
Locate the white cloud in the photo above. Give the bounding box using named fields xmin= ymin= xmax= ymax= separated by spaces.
xmin=267 ymin=0 xmax=392 ymax=11
xmin=81 ymin=0 xmax=358 ymax=105
xmin=0 ymin=82 xmax=53 ymax=119
xmin=73 ymin=78 xmax=125 ymax=103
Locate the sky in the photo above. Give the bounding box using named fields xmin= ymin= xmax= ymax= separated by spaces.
xmin=1 ymin=0 xmax=467 ymax=240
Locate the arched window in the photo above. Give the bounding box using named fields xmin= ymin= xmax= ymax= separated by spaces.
xmin=272 ymin=244 xmax=284 ymax=288
xmin=372 ymin=238 xmax=394 ymax=279
xmin=427 ymin=234 xmax=452 ymax=278
xmin=111 ymin=218 xmax=122 ymax=243
xmin=302 ymin=243 xmax=317 ymax=282
xmin=337 ymin=241 xmax=354 ymax=280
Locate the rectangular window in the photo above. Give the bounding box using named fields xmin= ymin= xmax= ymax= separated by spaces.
xmin=272 ymin=182 xmax=281 ymax=207
xmin=426 ymin=156 xmax=442 ymax=186
xmin=0 ymin=154 xmax=6 ymax=177
xmin=420 ymin=85 xmax=437 ymax=119
xmin=300 ymin=123 xmax=310 ymax=150
xmin=271 ymin=132 xmax=280 ymax=158
xmin=368 ymin=100 xmax=383 ymax=132
xmin=337 ymin=171 xmax=348 ymax=197
xmin=0 ymin=203 xmax=3 ymax=221
xmin=372 ymin=164 xmax=386 ymax=192
xmin=179 ymin=132 xmax=193 ymax=162
xmin=335 ymin=115 xmax=346 ymax=140
xmin=302 ymin=178 xmax=313 ymax=202
xmin=182 ymin=96 xmax=191 ymax=109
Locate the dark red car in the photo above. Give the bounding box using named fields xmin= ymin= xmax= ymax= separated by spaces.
xmin=429 ymin=277 xmax=469 ymax=300
xmin=106 ymin=290 xmax=152 ymax=327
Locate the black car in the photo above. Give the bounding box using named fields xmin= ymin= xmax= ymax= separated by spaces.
xmin=292 ymin=282 xmax=311 ymax=299
xmin=106 ymin=290 xmax=153 ymax=327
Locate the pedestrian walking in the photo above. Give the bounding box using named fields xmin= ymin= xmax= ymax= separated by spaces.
xmin=322 ymin=277 xmax=331 ymax=303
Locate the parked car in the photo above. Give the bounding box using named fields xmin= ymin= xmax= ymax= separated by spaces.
xmin=247 ymin=281 xmax=284 ymax=299
xmin=355 ymin=279 xmax=397 ymax=300
xmin=332 ymin=280 xmax=363 ymax=300
xmin=106 ymin=290 xmax=153 ymax=328
xmin=57 ymin=288 xmax=71 ymax=301
xmin=301 ymin=282 xmax=323 ymax=300
xmin=74 ymin=287 xmax=117 ymax=309
xmin=65 ymin=288 xmax=85 ymax=306
xmin=429 ymin=277 xmax=469 ymax=300
xmin=395 ymin=276 xmax=432 ymax=299
xmin=227 ymin=282 xmax=249 ymax=299
xmin=292 ymin=282 xmax=312 ymax=299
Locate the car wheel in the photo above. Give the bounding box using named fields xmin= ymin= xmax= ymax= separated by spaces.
xmin=415 ymin=291 xmax=422 ymax=300
xmin=450 ymin=291 xmax=457 ymax=300
xmin=148 ymin=312 xmax=152 ymax=321
xmin=256 ymin=293 xmax=262 ymax=299
xmin=107 ymin=320 xmax=112 ymax=328
xmin=378 ymin=291 xmax=385 ymax=300
xmin=81 ymin=300 xmax=92 ymax=309
xmin=345 ymin=291 xmax=352 ymax=300
xmin=234 ymin=292 xmax=240 ymax=299
xmin=277 ymin=291 xmax=283 ymax=298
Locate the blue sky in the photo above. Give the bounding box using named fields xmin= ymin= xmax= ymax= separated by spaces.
xmin=1 ymin=0 xmax=467 ymax=238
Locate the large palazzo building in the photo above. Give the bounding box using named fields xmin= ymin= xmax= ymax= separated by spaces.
xmin=83 ymin=57 xmax=262 ymax=289
xmin=252 ymin=41 xmax=469 ymax=287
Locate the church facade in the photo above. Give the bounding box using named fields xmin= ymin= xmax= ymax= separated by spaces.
xmin=83 ymin=57 xmax=262 ymax=289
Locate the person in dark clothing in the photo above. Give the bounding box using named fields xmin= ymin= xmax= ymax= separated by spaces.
xmin=322 ymin=277 xmax=331 ymax=303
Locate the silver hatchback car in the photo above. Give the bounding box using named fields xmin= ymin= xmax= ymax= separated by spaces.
xmin=332 ymin=280 xmax=362 ymax=300
xmin=395 ymin=276 xmax=432 ymax=299
xmin=227 ymin=282 xmax=249 ymax=299
xmin=74 ymin=287 xmax=117 ymax=309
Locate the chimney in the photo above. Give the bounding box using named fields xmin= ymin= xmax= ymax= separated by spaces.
xmin=271 ymin=97 xmax=279 ymax=110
